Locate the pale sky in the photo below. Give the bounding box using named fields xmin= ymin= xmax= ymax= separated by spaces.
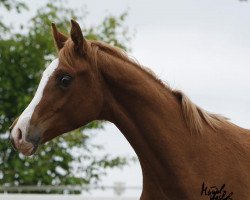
xmin=2 ymin=0 xmax=250 ymax=197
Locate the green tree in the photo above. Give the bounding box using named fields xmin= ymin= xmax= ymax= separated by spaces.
xmin=0 ymin=1 xmax=132 ymax=193
xmin=0 ymin=0 xmax=27 ymax=35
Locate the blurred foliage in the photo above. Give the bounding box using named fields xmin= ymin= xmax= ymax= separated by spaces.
xmin=0 ymin=0 xmax=132 ymax=193
xmin=0 ymin=0 xmax=28 ymax=34
xmin=0 ymin=0 xmax=27 ymax=11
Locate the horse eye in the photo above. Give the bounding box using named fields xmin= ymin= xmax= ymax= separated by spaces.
xmin=60 ymin=75 xmax=72 ymax=88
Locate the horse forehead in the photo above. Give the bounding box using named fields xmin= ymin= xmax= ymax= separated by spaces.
xmin=30 ymin=58 xmax=59 ymax=105
xmin=32 ymin=58 xmax=59 ymax=103
xmin=44 ymin=58 xmax=59 ymax=77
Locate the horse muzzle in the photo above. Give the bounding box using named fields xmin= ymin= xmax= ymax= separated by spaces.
xmin=10 ymin=125 xmax=41 ymax=156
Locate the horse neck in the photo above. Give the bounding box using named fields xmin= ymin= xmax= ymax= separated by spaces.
xmin=98 ymin=51 xmax=197 ymax=199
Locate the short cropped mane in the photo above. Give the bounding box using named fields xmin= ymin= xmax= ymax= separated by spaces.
xmin=61 ymin=39 xmax=229 ymax=134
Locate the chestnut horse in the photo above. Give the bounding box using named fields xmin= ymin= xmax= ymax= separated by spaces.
xmin=10 ymin=20 xmax=249 ymax=200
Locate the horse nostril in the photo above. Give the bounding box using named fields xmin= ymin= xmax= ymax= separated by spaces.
xmin=17 ymin=128 xmax=22 ymax=142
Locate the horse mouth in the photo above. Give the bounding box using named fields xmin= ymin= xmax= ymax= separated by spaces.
xmin=19 ymin=145 xmax=38 ymax=156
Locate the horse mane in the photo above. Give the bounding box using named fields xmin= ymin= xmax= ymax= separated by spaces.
xmin=172 ymin=90 xmax=228 ymax=133
xmin=60 ymin=39 xmax=229 ymax=134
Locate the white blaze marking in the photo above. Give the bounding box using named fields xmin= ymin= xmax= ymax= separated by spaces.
xmin=11 ymin=59 xmax=59 ymax=140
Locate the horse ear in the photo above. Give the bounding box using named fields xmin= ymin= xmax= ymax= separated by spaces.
xmin=70 ymin=19 xmax=87 ymax=56
xmin=51 ymin=23 xmax=68 ymax=50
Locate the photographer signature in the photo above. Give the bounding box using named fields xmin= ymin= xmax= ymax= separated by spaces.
xmin=200 ymin=182 xmax=233 ymax=200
